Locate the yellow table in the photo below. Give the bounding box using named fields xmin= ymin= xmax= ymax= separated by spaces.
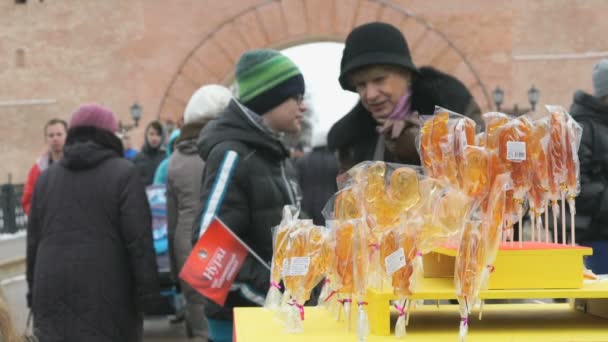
xmin=234 ymin=303 xmax=608 ymax=341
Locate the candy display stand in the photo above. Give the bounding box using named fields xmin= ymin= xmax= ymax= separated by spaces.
xmin=234 ymin=303 xmax=608 ymax=341
xmin=426 ymin=242 xmax=592 ymax=289
xmin=234 ymin=243 xmax=608 ymax=341
xmin=367 ymin=242 xmax=597 ymax=335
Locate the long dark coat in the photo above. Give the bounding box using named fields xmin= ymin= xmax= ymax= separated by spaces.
xmin=26 ymin=127 xmax=160 ymax=342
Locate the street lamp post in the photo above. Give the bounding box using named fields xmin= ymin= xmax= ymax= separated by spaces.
xmin=130 ymin=102 xmax=142 ymax=127
xmin=119 ymin=102 xmax=143 ymax=137
xmin=493 ymin=86 xmax=504 ymax=111
xmin=527 ymin=85 xmax=540 ymax=112
xmin=492 ymin=85 xmax=539 ymax=115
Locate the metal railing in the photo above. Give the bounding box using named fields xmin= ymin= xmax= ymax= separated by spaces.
xmin=0 ymin=183 xmax=28 ymax=234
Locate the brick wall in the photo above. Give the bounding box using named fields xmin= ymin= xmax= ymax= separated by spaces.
xmin=1 ymin=0 xmax=606 ymax=182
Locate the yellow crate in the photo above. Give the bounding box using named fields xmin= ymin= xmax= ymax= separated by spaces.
xmin=365 ymin=243 xmax=596 ymax=336
xmin=426 ymin=242 xmax=593 ymax=289
xmin=366 ymin=278 xmax=608 ymax=336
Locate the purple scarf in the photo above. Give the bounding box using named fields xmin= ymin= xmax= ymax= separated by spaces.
xmin=376 ymin=91 xmax=415 ymax=138
xmin=387 ymin=91 xmax=414 ymax=121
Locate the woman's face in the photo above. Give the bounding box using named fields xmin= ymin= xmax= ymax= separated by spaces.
xmin=350 ymin=66 xmax=412 ymax=123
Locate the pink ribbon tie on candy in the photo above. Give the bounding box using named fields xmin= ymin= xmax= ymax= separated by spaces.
xmin=338 ymin=298 xmax=353 ymax=305
xmin=358 ymin=301 xmax=368 ymax=306
xmin=394 ymin=304 xmax=406 ymax=317
xmin=461 ymin=317 xmax=468 ymax=327
xmin=270 ymin=281 xmax=282 ymax=290
xmin=288 ymin=300 xmax=305 ymax=320
xmin=368 ymin=243 xmax=380 ymax=251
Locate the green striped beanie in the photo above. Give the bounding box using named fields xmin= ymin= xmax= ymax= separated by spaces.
xmin=236 ymin=49 xmax=305 ymax=114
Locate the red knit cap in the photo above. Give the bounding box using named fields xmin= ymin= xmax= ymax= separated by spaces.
xmin=70 ymin=103 xmax=119 ymax=133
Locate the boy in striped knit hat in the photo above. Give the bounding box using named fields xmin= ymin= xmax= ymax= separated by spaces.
xmin=194 ymin=49 xmax=306 ymax=342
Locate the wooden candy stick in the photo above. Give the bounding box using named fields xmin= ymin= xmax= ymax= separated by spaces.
xmin=405 ymin=298 xmax=413 ymax=326
xmin=352 ymin=223 xmax=369 ymax=342
xmin=552 ymin=200 xmax=559 ymax=244
xmin=455 ymin=220 xmax=483 ymax=341
xmin=570 ymin=197 xmax=576 ymax=245
xmin=537 ymin=214 xmax=544 ymax=243
xmin=545 ymin=203 xmax=550 ymax=242
xmin=393 ymin=300 xmax=408 ymax=338
xmin=563 ymin=117 xmax=582 ymax=246
xmin=531 ymin=214 xmax=536 ymax=242
xmin=561 ymin=191 xmax=567 ymax=244
xmin=341 ymin=298 xmax=352 ymax=331
xmin=519 ymin=205 xmax=523 ymax=248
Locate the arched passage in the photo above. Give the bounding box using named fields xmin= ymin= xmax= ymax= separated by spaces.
xmin=158 ymin=0 xmax=491 ymax=121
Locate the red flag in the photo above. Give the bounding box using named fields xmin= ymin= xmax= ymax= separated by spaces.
xmin=179 ymin=218 xmax=248 ymax=306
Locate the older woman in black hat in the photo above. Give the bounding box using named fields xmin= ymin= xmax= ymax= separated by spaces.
xmin=328 ymin=22 xmax=481 ymax=173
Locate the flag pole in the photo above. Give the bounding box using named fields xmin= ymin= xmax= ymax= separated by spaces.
xmin=215 ymin=217 xmax=271 ymax=271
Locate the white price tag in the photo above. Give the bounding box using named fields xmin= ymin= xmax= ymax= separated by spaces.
xmin=384 ymin=248 xmax=406 ymax=275
xmin=506 ymin=141 xmax=526 ymax=161
xmin=288 ymin=257 xmax=310 ymax=276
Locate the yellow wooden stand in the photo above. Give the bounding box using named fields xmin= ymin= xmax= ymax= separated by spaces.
xmin=425 ymin=242 xmax=592 ymax=289
xmin=234 ymin=303 xmax=608 ymax=341
xmin=366 ymin=242 xmax=598 ymax=336
xmin=233 ymin=243 xmax=608 ymax=340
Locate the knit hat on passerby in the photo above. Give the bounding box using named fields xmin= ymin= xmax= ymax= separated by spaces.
xmin=183 ymin=84 xmax=233 ymax=124
xmin=235 ymin=49 xmax=305 ymax=115
xmin=70 ymin=103 xmax=119 ymax=133
xmin=592 ymin=59 xmax=608 ymax=99
xmin=339 ymin=22 xmax=419 ymax=91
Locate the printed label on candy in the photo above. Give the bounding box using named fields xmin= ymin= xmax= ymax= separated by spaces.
xmin=385 ymin=248 xmax=406 ymax=275
xmin=507 ymin=141 xmax=526 ymax=161
xmin=288 ymin=257 xmax=310 ymax=276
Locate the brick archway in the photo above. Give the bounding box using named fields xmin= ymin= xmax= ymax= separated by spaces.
xmin=158 ymin=0 xmax=491 ymax=122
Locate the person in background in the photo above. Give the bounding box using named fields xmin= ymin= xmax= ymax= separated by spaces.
xmin=328 ymin=22 xmax=481 ymax=173
xmin=153 ymin=128 xmax=181 ymax=185
xmin=166 ymin=84 xmax=233 ymax=342
xmin=195 ymin=49 xmax=305 ymax=341
xmin=26 ymin=104 xmax=160 ymax=341
xmin=568 ymin=59 xmax=608 ymax=274
xmin=295 ymin=128 xmax=339 ymax=226
xmin=133 ymin=121 xmax=165 ymax=186
xmin=122 ymin=134 xmax=138 ymax=160
xmin=21 ymin=118 xmax=67 ymax=215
